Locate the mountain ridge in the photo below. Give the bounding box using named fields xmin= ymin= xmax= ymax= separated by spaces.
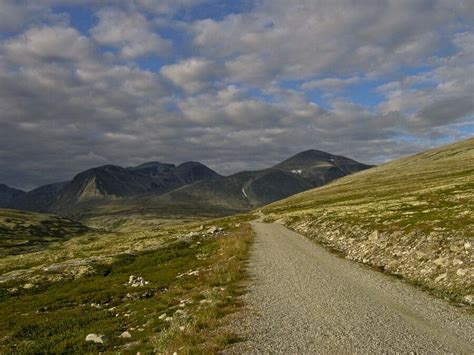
xmin=3 ymin=150 xmax=372 ymax=217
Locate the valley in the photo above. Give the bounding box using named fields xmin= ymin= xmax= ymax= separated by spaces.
xmin=0 ymin=139 xmax=473 ymax=353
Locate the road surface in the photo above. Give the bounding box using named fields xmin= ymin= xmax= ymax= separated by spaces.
xmin=229 ymin=221 xmax=474 ymax=353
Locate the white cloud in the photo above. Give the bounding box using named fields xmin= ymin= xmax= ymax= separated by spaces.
xmin=4 ymin=26 xmax=93 ymax=65
xmin=192 ymin=0 xmax=474 ymax=83
xmin=0 ymin=1 xmax=473 ymax=189
xmin=161 ymin=58 xmax=223 ymax=93
xmin=91 ymin=8 xmax=171 ymax=59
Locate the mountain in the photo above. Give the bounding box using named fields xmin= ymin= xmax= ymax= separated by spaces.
xmin=275 ymin=149 xmax=372 ymax=186
xmin=8 ymin=182 xmax=68 ymax=212
xmin=151 ymin=150 xmax=372 ymax=211
xmin=50 ymin=161 xmax=221 ymax=214
xmin=5 ymin=150 xmax=370 ymax=217
xmin=126 ymin=161 xmax=176 ymax=175
xmin=263 ymin=138 xmax=474 ymax=304
xmin=0 ymin=184 xmax=25 ymax=208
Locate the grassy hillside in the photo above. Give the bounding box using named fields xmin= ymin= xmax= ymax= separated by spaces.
xmin=0 ymin=209 xmax=89 ymax=256
xmin=263 ymin=138 xmax=474 ymax=304
xmin=0 ymin=208 xmax=254 ymax=353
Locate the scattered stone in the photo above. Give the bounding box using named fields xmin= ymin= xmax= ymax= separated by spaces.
xmin=85 ymin=333 xmax=104 ymax=344
xmin=119 ymin=331 xmax=132 ymax=339
xmin=23 ymin=283 xmax=34 ymax=289
xmin=464 ymin=242 xmax=471 ymax=250
xmin=207 ymin=226 xmax=223 ymax=234
xmin=453 ymin=259 xmax=463 ymax=266
xmin=165 ymin=317 xmax=173 ymax=322
xmin=127 ymin=275 xmax=149 ymax=287
xmin=159 ymin=313 xmax=167 ymax=320
xmin=179 ymin=326 xmax=185 ymax=332
xmin=456 ymin=268 xmax=468 ymax=276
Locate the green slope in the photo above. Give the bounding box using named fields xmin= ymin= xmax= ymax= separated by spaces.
xmin=263 ymin=138 xmax=474 ymax=304
xmin=0 ymin=208 xmax=89 ymax=255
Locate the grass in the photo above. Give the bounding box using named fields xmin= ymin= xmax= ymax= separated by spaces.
xmin=264 ymin=138 xmax=474 ymax=235
xmin=262 ymin=138 xmax=474 ymax=304
xmin=0 ymin=213 xmax=255 ymax=353
xmin=0 ymin=209 xmax=89 ymax=256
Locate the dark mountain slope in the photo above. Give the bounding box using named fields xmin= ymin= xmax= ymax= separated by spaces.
xmin=9 ymin=182 xmax=68 ymax=212
xmin=49 ymin=162 xmax=221 ymax=214
xmin=0 ymin=184 xmax=25 ymax=208
xmin=126 ymin=161 xmax=176 ymax=175
xmin=274 ymin=149 xmax=373 ymax=186
xmin=153 ymin=150 xmax=372 ymax=210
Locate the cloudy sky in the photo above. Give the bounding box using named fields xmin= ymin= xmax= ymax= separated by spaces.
xmin=1 ymin=0 xmax=473 ymax=190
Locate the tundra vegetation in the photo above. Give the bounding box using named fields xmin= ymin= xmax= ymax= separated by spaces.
xmin=0 ymin=209 xmax=254 ymax=353
xmin=263 ymin=138 xmax=474 ymax=306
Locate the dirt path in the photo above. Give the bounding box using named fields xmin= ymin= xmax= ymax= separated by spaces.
xmin=228 ymin=221 xmax=473 ymax=353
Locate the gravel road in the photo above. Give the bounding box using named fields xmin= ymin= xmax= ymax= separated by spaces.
xmin=228 ymin=221 xmax=474 ymax=354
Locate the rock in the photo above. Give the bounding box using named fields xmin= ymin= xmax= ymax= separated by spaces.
xmin=158 ymin=313 xmax=167 ymax=320
xmin=433 ymin=257 xmax=448 ymax=267
xmin=453 ymin=258 xmax=463 ymax=266
xmin=179 ymin=326 xmax=185 ymax=331
xmin=23 ymin=283 xmax=34 ymax=289
xmin=207 ymin=226 xmax=223 ymax=234
xmin=456 ymin=268 xmax=468 ymax=276
xmin=463 ymin=295 xmax=474 ymax=305
xmin=207 ymin=226 xmax=218 ymax=234
xmin=85 ymin=333 xmax=104 ymax=344
xmin=128 ymin=275 xmax=149 ymax=287
xmin=119 ymin=331 xmax=132 ymax=339
xmin=464 ymin=242 xmax=471 ymax=250
xmin=368 ymin=230 xmax=379 ymax=242
xmin=174 ymin=309 xmax=187 ymax=318
xmin=434 ymin=273 xmax=447 ymax=282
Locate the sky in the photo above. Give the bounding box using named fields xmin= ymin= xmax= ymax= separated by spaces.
xmin=0 ymin=0 xmax=473 ymax=190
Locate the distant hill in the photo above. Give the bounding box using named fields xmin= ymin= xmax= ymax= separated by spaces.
xmin=0 ymin=208 xmax=88 ymax=255
xmin=0 ymin=184 xmax=25 ymax=208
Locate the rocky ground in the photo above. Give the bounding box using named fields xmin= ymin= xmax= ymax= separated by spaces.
xmin=280 ymin=213 xmax=473 ymax=305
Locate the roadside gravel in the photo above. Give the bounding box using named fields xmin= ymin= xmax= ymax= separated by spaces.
xmin=227 ymin=221 xmax=473 ymax=353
